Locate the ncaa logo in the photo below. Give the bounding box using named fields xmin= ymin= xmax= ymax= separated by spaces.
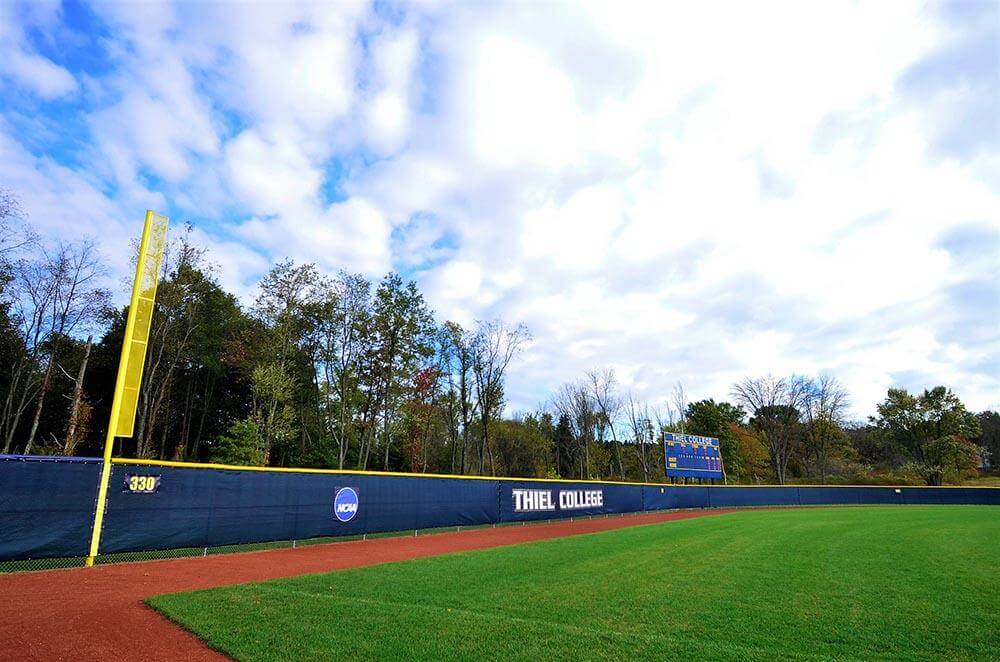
xmin=334 ymin=487 xmax=359 ymax=523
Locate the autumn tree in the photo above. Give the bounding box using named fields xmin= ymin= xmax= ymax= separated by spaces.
xmin=801 ymin=375 xmax=850 ymax=483
xmin=403 ymin=366 xmax=441 ymax=472
xmin=551 ymin=380 xmax=596 ymax=479
xmin=2 ymin=239 xmax=108 ymax=454
xmin=625 ymin=394 xmax=658 ymax=481
xmin=731 ymin=375 xmax=810 ymax=484
xmin=587 ymin=368 xmax=625 ymax=478
xmin=730 ymin=423 xmax=771 ymax=483
xmin=471 ymin=320 xmax=529 ymax=474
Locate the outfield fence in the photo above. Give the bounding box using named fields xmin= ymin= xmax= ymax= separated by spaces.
xmin=2 ymin=454 xmax=998 ymax=572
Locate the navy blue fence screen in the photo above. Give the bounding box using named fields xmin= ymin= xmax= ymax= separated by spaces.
xmin=1 ymin=456 xmax=998 ymax=562
xmin=0 ymin=455 xmax=101 ymax=560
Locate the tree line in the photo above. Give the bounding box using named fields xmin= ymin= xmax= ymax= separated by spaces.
xmin=1 ymin=190 xmax=996 ymax=485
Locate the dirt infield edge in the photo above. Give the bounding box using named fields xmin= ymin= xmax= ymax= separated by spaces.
xmin=0 ymin=508 xmax=735 ymax=662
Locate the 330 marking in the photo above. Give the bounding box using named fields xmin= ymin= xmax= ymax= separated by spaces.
xmin=125 ymin=475 xmax=161 ymax=493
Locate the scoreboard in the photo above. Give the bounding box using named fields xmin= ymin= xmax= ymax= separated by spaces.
xmin=664 ymin=433 xmax=724 ymax=480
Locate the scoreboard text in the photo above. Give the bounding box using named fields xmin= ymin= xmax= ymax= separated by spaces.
xmin=664 ymin=433 xmax=724 ymax=480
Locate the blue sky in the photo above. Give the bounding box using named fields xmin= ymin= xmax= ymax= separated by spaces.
xmin=1 ymin=0 xmax=997 ymax=417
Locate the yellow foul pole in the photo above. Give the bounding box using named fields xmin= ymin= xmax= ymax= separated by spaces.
xmin=86 ymin=210 xmax=168 ymax=566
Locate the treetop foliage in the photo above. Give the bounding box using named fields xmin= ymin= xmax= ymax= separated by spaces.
xmin=0 ymin=190 xmax=993 ymax=485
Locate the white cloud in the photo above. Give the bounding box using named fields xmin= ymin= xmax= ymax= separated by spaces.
xmin=471 ymin=36 xmax=586 ymax=168
xmin=522 ymin=184 xmax=624 ymax=272
xmin=225 ymin=129 xmax=322 ymax=216
xmin=233 ymin=196 xmax=391 ymax=278
xmin=187 ymin=226 xmax=270 ymax=298
xmin=0 ymin=2 xmax=77 ymax=99
xmin=365 ymin=27 xmax=420 ymax=154
xmin=2 ymin=49 xmax=77 ymax=99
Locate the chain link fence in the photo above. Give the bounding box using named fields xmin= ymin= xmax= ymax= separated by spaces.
xmin=0 ymin=513 xmax=640 ymax=574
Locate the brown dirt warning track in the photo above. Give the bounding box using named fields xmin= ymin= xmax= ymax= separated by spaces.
xmin=0 ymin=509 xmax=734 ymax=661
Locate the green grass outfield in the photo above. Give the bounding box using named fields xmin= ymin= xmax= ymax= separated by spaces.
xmin=149 ymin=507 xmax=999 ymax=661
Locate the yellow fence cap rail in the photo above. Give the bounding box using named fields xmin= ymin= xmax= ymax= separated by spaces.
xmin=110 ymin=458 xmax=999 ymax=489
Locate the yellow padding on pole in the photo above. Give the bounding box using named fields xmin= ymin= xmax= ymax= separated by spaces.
xmin=114 ymin=212 xmax=167 ymax=436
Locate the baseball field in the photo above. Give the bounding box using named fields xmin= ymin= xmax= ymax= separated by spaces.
xmin=147 ymin=506 xmax=999 ymax=661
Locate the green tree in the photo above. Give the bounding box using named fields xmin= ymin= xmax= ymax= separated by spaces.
xmin=873 ymin=386 xmax=981 ymax=485
xmin=211 ymin=418 xmax=265 ymax=466
xmin=249 ymin=259 xmax=323 ymax=465
xmin=974 ymin=411 xmax=999 ymax=471
xmin=249 ymin=362 xmax=297 ymax=463
xmin=362 ymin=273 xmax=435 ymax=470
xmin=553 ymin=413 xmax=576 ymax=477
xmin=493 ymin=414 xmax=554 ymax=478
xmin=313 ymin=272 xmax=370 ymax=469
xmin=919 ymin=436 xmax=979 ymax=485
xmin=685 ymin=399 xmax=746 ymax=479
xmin=440 ymin=321 xmax=478 ymax=473
xmin=92 ymin=229 xmax=254 ymax=462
